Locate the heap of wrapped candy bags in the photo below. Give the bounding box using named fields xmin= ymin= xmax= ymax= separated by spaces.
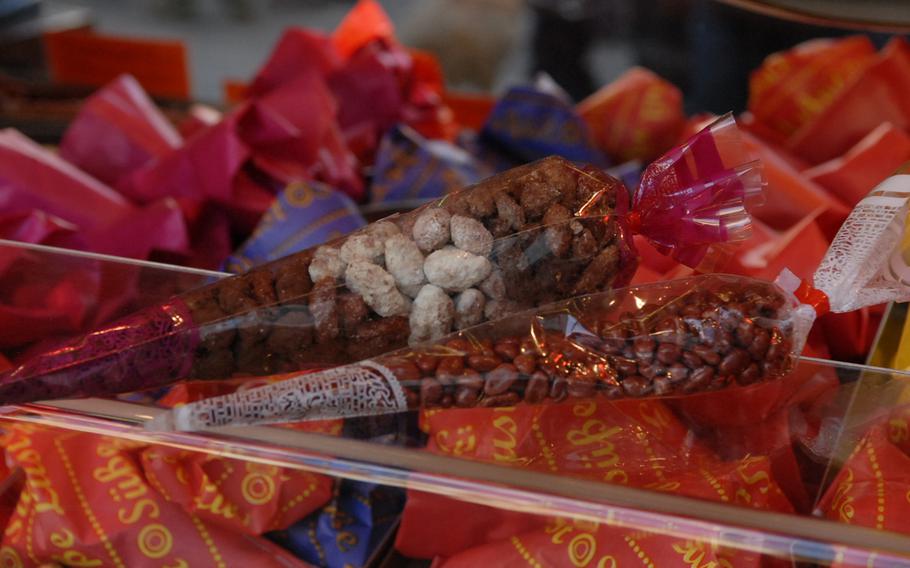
xmin=2 ymin=0 xmax=910 ymax=565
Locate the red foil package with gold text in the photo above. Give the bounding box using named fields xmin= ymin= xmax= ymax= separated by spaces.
xmin=0 ymin=423 xmax=331 ymax=567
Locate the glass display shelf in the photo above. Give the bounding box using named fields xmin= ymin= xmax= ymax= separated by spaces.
xmin=4 ymin=240 xmax=910 ymax=567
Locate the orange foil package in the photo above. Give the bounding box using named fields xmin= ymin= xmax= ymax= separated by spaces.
xmin=434 ymin=519 xmax=764 ymax=568
xmin=0 ymin=423 xmax=329 ymax=567
xmin=137 ymin=447 xmax=333 ymax=536
xmin=805 ymin=122 xmax=910 ymax=208
xmin=418 ymin=399 xmax=710 ymax=485
xmin=788 ymin=38 xmax=910 ymax=165
xmin=397 ymin=398 xmax=794 ymax=561
xmin=398 ymin=455 xmax=791 ymax=562
xmin=749 ymin=36 xmax=910 ymax=165
xmin=818 ymin=407 xmax=910 ymax=536
xmin=747 ymin=36 xmax=876 ymax=149
xmin=577 ymin=67 xmax=686 ymax=164
xmin=740 ymin=130 xmax=849 ymax=239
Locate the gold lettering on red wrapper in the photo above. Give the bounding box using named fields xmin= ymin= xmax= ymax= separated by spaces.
xmin=92 ymin=456 xmax=161 ymax=525
xmin=196 ymin=479 xmax=242 ymax=523
xmin=49 ymin=529 xmax=102 ymax=566
xmin=568 ymin=532 xmax=597 ymax=566
xmin=672 ymin=541 xmax=725 ymax=568
xmin=640 ymin=85 xmax=671 ymax=123
xmin=751 ymin=57 xmax=793 ymax=101
xmin=748 ymin=37 xmax=874 ymax=143
xmin=492 ymin=410 xmax=522 ymax=464
xmin=0 ymin=423 xmax=319 ymax=567
xmin=544 ymin=518 xmax=626 ymax=568
xmin=831 ymin=468 xmax=857 ymax=523
xmin=645 ymin=481 xmax=681 ymax=492
xmin=636 ymin=401 xmax=671 ymax=435
xmin=89 ymin=440 xmax=182 ymax=563
xmin=565 ymin=418 xmax=623 ymax=483
xmin=5 ymin=432 xmax=63 ymax=517
xmin=733 ymin=456 xmax=774 ymax=507
xmin=434 ymin=426 xmax=477 ymax=456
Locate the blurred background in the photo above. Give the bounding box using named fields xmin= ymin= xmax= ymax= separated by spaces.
xmin=1 ymin=0 xmax=904 ymax=118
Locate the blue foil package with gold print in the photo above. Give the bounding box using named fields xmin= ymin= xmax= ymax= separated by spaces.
xmin=226 ymin=180 xmax=366 ymax=273
xmin=480 ymin=85 xmax=608 ymax=166
xmin=370 ymin=125 xmax=488 ymax=203
xmin=270 ymin=480 xmax=404 ymax=568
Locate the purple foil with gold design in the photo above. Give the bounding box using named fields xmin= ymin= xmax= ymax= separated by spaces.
xmin=226 ymin=180 xmax=366 ymax=273
xmin=370 ymin=125 xmax=487 ymax=203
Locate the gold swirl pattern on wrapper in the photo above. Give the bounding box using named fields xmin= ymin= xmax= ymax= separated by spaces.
xmin=50 ymin=528 xmax=103 ymax=567
xmin=491 ymin=409 xmax=523 ymax=465
xmin=546 ymin=518 xmax=625 ymax=568
xmin=284 ymin=181 xmax=316 ymax=208
xmin=241 ymin=472 xmax=276 ymax=506
xmin=0 ymin=546 xmax=22 ymax=568
xmin=138 ymin=524 xmax=173 ymax=559
xmin=434 ymin=426 xmax=477 ymax=457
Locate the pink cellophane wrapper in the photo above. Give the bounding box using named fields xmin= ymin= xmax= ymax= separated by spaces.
xmin=0 ymin=210 xmax=77 ymax=249
xmin=178 ymin=103 xmax=223 ymax=138
xmin=632 ymin=114 xmax=763 ymax=268
xmin=118 ymin=111 xmax=249 ymax=205
xmin=58 ymin=74 xmax=182 ymax=188
xmin=0 ymin=128 xmax=189 ymax=259
xmin=1 ymin=128 xmax=132 ymax=230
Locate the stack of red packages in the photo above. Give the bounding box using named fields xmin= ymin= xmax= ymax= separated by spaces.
xmin=395 ymin=399 xmax=794 ymax=566
xmin=0 ymin=0 xmax=452 ymax=260
xmin=819 ymin=405 xmax=910 ymax=533
xmin=0 ymin=420 xmax=335 ymax=567
xmin=740 ymin=37 xmax=910 ymax=363
xmin=582 ymin=37 xmax=910 ymax=364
